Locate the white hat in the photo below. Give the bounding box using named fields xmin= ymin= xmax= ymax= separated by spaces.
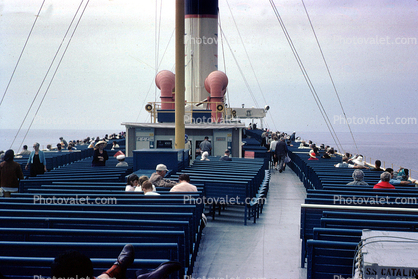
xmin=116 ymin=155 xmax=125 ymax=160
xmin=95 ymin=140 xmax=107 ymax=147
xmin=156 ymin=164 xmax=168 ymax=171
xmin=309 ymin=150 xmax=316 ymax=158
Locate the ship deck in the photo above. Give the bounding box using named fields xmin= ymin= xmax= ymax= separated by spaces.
xmin=192 ymin=167 xmax=307 ymax=279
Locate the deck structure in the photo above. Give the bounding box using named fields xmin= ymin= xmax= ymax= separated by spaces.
xmin=192 ymin=168 xmax=307 ymax=279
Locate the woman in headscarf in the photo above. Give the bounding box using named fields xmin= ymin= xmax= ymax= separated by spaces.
xmin=25 ymin=143 xmax=47 ymax=177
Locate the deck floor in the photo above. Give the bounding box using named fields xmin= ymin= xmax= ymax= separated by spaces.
xmin=192 ymin=167 xmax=307 ymax=279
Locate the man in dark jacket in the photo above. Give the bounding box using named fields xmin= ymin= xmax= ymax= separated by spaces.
xmin=274 ymin=137 xmax=288 ymax=173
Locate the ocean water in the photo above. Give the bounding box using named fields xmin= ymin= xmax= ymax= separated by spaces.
xmin=2 ymin=129 xmax=418 ymax=177
xmin=297 ymin=131 xmax=418 ymax=176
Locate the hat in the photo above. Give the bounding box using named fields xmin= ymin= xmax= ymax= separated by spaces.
xmin=116 ymin=155 xmax=125 ymax=160
xmin=95 ymin=140 xmax=107 ymax=147
xmin=309 ymin=150 xmax=317 ymax=158
xmin=3 ymin=149 xmax=14 ymax=162
xmin=113 ymin=150 xmax=125 ymax=157
xmin=59 ymin=137 xmax=63 ymax=140
xmin=156 ymin=164 xmax=168 ymax=171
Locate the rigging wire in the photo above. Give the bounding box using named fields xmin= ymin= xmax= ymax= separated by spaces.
xmin=15 ymin=0 xmax=90 ymax=152
xmin=301 ymin=0 xmax=358 ymax=153
xmin=10 ymin=0 xmax=86 ymax=151
xmin=268 ymin=0 xmax=344 ymax=153
xmin=225 ymin=0 xmax=268 ymax=106
xmin=154 ymin=0 xmax=163 ymax=104
xmin=218 ymin=26 xmax=259 ymax=109
xmin=218 ymin=10 xmax=230 ymax=108
xmin=224 ymin=0 xmax=277 ymax=131
xmin=136 ymin=29 xmax=175 ymax=123
xmin=0 ymin=0 xmax=46 ymax=107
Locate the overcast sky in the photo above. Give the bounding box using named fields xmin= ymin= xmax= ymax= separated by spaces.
xmin=0 ymin=0 xmax=417 ymax=138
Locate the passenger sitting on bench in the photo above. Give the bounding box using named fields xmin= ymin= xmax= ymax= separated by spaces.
xmin=170 ymin=174 xmax=198 ymax=192
xmin=384 ymin=168 xmax=416 ymax=186
xmin=116 ymin=155 xmax=129 ymax=167
xmin=308 ymin=148 xmax=319 ymax=161
xmin=200 ymin=151 xmax=210 ymax=161
xmin=334 ymin=156 xmax=369 ymax=169
xmin=51 ymin=244 xmax=181 ymax=279
xmin=219 ymin=150 xmax=232 ymax=161
xmin=374 ymin=172 xmax=395 ymax=189
xmin=149 ymin=164 xmax=176 ymax=188
xmin=371 ymin=159 xmax=384 ymax=171
xmin=134 ymin=175 xmax=156 ymax=192
xmin=125 ymin=174 xmax=139 ymax=191
xmin=346 ymin=169 xmax=369 ymax=186
xmin=142 ymin=181 xmax=160 ymax=196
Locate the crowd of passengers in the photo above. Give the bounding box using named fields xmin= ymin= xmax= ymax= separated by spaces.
xmin=0 ymin=132 xmax=125 ymax=197
xmin=278 ymin=131 xmax=417 ymax=190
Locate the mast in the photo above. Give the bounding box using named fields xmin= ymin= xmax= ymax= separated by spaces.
xmin=175 ymin=0 xmax=185 ymax=149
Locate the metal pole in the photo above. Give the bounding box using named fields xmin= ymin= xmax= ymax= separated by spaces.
xmin=175 ymin=0 xmax=185 ymax=149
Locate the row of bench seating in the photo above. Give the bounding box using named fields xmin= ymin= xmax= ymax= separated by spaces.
xmin=287 ymin=144 xmax=418 ymax=279
xmin=15 ymin=148 xmax=94 ymax=177
xmin=182 ymin=158 xmax=270 ymax=225
xmin=2 ymin=152 xmax=202 ymax=278
xmin=3 ymin=143 xmax=272 ymax=278
xmin=20 ymin=156 xmax=134 ymax=192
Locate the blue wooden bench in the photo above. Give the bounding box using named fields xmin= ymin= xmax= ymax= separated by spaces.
xmin=300 ymin=204 xmax=418 ymax=267
xmin=307 ymin=240 xmax=358 ymax=279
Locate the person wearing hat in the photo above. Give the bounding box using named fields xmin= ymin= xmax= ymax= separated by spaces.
xmin=115 ymin=154 xmax=128 ymax=167
xmin=0 ymin=149 xmax=24 ymax=197
xmin=149 ymin=164 xmax=177 ymax=188
xmin=308 ymin=148 xmax=319 ymax=161
xmin=347 ymin=169 xmax=369 ymax=186
xmin=92 ymin=140 xmax=109 ymax=167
